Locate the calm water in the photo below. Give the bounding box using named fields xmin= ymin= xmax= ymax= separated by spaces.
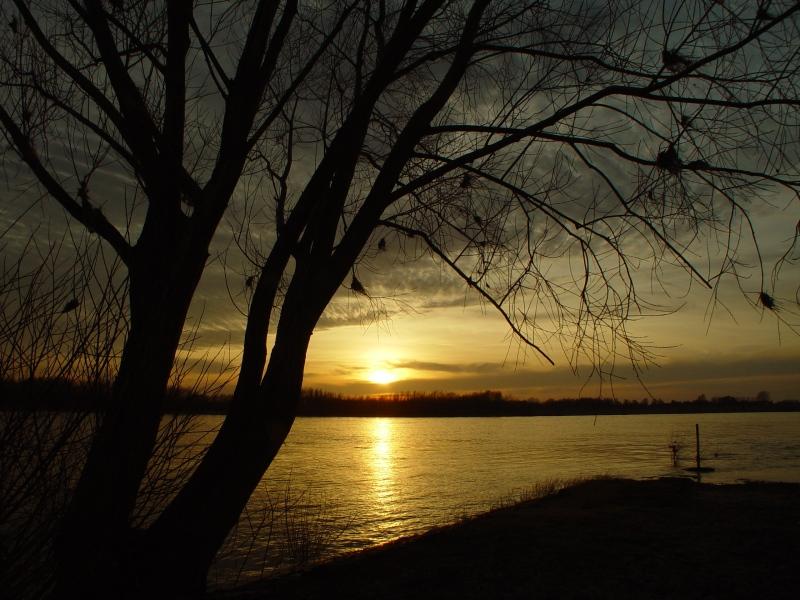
xmin=206 ymin=412 xmax=800 ymax=583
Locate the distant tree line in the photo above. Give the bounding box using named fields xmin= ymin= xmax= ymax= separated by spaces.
xmin=4 ymin=379 xmax=797 ymax=417
xmin=294 ymin=389 xmax=800 ymax=417
xmin=0 ymin=378 xmax=200 ymax=413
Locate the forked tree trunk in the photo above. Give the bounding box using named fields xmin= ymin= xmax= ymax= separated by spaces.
xmin=139 ymin=320 xmax=314 ymax=597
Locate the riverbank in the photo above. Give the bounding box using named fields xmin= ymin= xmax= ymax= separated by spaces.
xmin=212 ymin=477 xmax=800 ymax=599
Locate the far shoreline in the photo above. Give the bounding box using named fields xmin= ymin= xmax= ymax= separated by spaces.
xmin=2 ymin=378 xmax=799 ymax=417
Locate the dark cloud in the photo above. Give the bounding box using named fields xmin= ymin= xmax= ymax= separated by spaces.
xmin=389 ymin=360 xmax=503 ymax=374
xmin=644 ymin=354 xmax=800 ymax=382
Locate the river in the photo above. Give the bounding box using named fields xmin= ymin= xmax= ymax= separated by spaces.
xmin=203 ymin=412 xmax=800 ymax=586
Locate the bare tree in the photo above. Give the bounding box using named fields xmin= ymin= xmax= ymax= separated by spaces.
xmin=0 ymin=232 xmax=127 ymax=599
xmin=1 ymin=1 xmax=798 ymax=597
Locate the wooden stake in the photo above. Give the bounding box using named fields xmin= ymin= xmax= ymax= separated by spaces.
xmin=695 ymin=423 xmax=701 ymax=471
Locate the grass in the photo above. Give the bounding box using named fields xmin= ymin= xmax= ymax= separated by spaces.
xmin=209 ymin=482 xmax=351 ymax=590
xmin=487 ymin=476 xmax=589 ymax=511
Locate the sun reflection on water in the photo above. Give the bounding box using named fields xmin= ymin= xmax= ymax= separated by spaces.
xmin=368 ymin=418 xmax=410 ymax=533
xmin=371 ymin=418 xmax=393 ymax=488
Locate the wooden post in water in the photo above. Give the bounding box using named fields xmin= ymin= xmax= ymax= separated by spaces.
xmin=695 ymin=423 xmax=701 ymax=471
xmin=684 ymin=423 xmax=714 ymax=476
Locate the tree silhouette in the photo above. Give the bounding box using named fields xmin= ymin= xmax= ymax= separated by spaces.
xmin=1 ymin=1 xmax=799 ymax=597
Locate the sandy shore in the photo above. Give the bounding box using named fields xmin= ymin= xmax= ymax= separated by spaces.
xmin=212 ymin=477 xmax=800 ymax=599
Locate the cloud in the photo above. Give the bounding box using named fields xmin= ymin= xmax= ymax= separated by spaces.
xmin=346 ymin=248 xmax=482 ymax=309
xmin=390 ymin=360 xmax=503 ymax=374
xmin=316 ymin=299 xmax=399 ymax=330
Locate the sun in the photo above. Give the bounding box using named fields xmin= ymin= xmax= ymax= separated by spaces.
xmin=367 ymin=369 xmax=398 ymax=385
xmin=363 ymin=347 xmax=406 ymax=385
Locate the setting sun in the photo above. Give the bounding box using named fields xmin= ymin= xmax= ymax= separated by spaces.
xmin=367 ymin=369 xmax=398 ymax=385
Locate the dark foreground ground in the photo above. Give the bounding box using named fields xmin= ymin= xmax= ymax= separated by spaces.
xmin=213 ymin=477 xmax=800 ymax=599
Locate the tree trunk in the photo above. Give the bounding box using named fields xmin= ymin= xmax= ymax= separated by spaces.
xmin=140 ymin=327 xmax=312 ymax=596
xmin=52 ymin=249 xmax=204 ymax=599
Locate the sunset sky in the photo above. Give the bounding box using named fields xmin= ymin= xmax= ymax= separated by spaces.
xmin=189 ymin=201 xmax=800 ymax=402
xmin=6 ymin=161 xmax=797 ymax=403
xmin=6 ymin=177 xmax=797 ymax=403
xmin=302 ymin=295 xmax=800 ymax=401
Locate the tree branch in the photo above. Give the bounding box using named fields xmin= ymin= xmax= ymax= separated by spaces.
xmin=0 ymin=105 xmax=133 ymax=264
xmin=385 ymin=220 xmax=555 ymax=365
xmin=75 ymin=0 xmax=161 ymax=187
